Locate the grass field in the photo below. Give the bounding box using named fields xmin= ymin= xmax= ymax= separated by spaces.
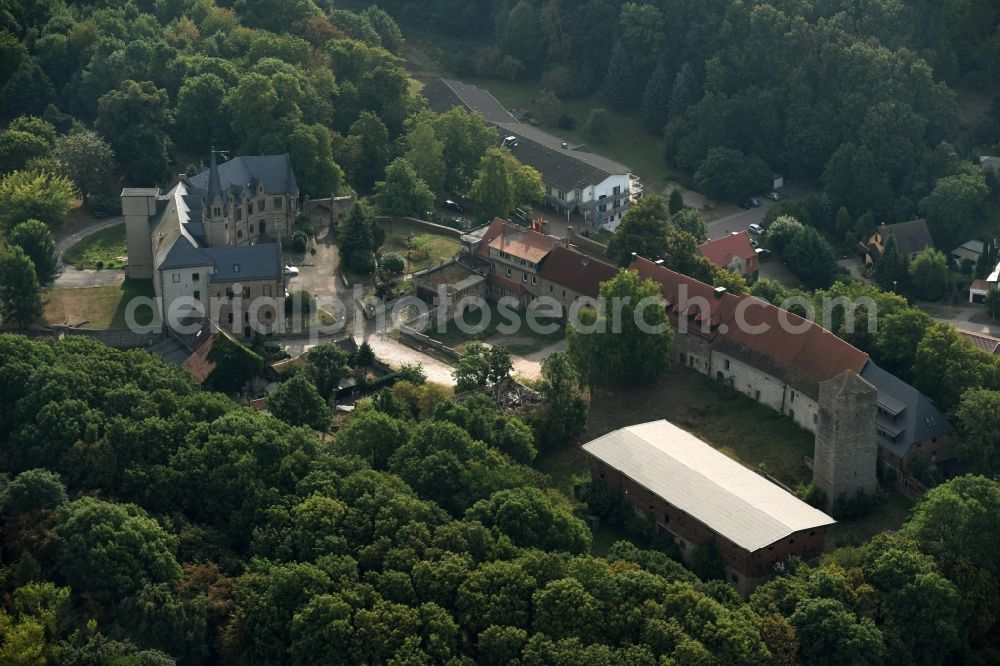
xmin=379 ymin=221 xmax=462 ymax=273
xmin=463 ymin=77 xmax=675 ymax=194
xmin=43 ymin=279 xmax=155 ymax=329
xmin=63 ymin=223 xmax=127 ymax=269
xmin=536 ymin=367 xmax=816 ymax=498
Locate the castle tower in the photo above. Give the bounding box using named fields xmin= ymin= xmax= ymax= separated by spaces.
xmin=121 ymin=187 xmax=159 ymax=279
xmin=813 ymin=370 xmax=878 ymax=511
xmin=203 ymin=151 xmax=229 ymax=247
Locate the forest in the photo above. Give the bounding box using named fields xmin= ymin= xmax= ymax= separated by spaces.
xmin=1 ymin=333 xmax=999 ymax=664
xmin=2 ymin=0 xmax=1000 ymax=662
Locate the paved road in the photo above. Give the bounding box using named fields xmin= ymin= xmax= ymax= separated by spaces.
xmin=54 ymin=217 xmax=126 ymax=289
xmin=706 ymin=199 xmax=778 ymax=241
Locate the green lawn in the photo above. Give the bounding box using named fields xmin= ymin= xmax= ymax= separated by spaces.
xmin=379 ymin=221 xmax=462 ymax=273
xmin=826 ymin=493 xmax=913 ymax=549
xmin=426 ymin=300 xmax=565 ymax=354
xmin=464 ymin=77 xmax=676 ymax=194
xmin=44 ymin=279 xmax=155 ymax=329
xmin=63 ymin=223 xmax=127 ymax=270
xmin=536 ymin=367 xmax=816 ymax=497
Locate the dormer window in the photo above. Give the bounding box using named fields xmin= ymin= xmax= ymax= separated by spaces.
xmin=233 ymin=264 xmax=240 ymax=273
xmin=213 ymin=207 xmax=221 ymax=216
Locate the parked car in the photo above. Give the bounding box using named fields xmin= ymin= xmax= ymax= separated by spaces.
xmin=748 ymin=223 xmax=764 ymax=235
xmin=443 ymin=199 xmax=464 ymax=213
xmin=750 ymin=197 xmax=761 ymax=208
xmin=750 ymin=237 xmax=760 ymax=248
xmin=755 ymin=247 xmax=771 ymax=259
xmin=764 ymin=192 xmax=781 ymax=201
xmin=283 ymin=265 xmax=299 ymax=276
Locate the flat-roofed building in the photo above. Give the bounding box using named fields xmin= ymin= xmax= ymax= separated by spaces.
xmin=583 ymin=420 xmax=835 ymax=593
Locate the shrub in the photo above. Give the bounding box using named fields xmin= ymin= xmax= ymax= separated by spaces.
xmin=291 ymin=231 xmax=308 ymax=253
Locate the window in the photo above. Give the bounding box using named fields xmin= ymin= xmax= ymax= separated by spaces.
xmin=522 ymin=273 xmax=527 ymax=282
xmin=562 ymin=290 xmax=566 ymax=297
xmin=265 ymin=310 xmax=273 ymax=320
xmin=242 ymin=287 xmax=251 ymax=298
xmin=273 ymin=197 xmax=283 ymax=209
xmin=192 ymin=273 xmax=200 ymax=282
xmin=724 ymin=359 xmax=730 ymax=370
xmin=236 ymin=208 xmax=242 ymax=221
xmin=233 ymin=264 xmax=240 ymax=273
xmin=755 ymin=390 xmax=761 ymax=401
xmin=213 ymin=206 xmax=220 ymax=216
xmin=193 ymin=290 xmax=201 ymax=301
xmin=237 ymin=230 xmax=243 ymax=239
xmin=172 ymin=274 xmax=180 ymax=283
xmin=257 ymin=200 xmax=265 ymax=212
xmin=790 ymin=391 xmax=795 ymax=403
xmin=557 ymin=190 xmax=565 ymax=201
xmin=244 ymin=312 xmax=249 ymax=322
xmin=506 ymin=268 xmax=511 ymax=277
xmin=227 ymin=313 xmax=233 ymax=323
xmin=247 ymin=204 xmax=252 ymax=217
xmin=531 ymin=276 xmax=536 ymax=285
xmin=613 ymin=185 xmax=621 ymax=196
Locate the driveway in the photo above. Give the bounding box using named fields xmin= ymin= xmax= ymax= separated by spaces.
xmin=706 ymin=200 xmax=778 ymax=241
xmin=54 ymin=217 xmax=126 ymax=289
xmin=284 ymin=227 xmax=358 ymax=328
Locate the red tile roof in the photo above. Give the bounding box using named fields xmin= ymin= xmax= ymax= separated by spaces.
xmin=629 ymin=256 xmax=869 ymax=397
xmin=697 ymin=232 xmax=758 ymax=275
xmin=538 ymin=246 xmax=618 ymax=298
xmin=487 ymin=272 xmax=528 ymax=294
xmin=479 ymin=218 xmax=559 ymax=264
xmin=959 ymin=329 xmax=1000 ymax=354
xmin=182 ymin=334 xmax=218 ymax=383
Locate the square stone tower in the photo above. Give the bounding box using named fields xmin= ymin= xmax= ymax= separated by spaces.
xmin=813 ymin=369 xmax=878 ymax=511
xmin=121 ymin=187 xmax=159 ymax=279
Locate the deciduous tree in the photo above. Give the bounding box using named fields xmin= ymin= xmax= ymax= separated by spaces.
xmin=607 ymin=194 xmax=671 ymax=266
xmin=53 ymin=130 xmax=115 ymax=207
xmin=8 ymin=219 xmax=57 ymax=283
xmin=0 ymin=169 xmax=75 ymax=230
xmin=373 ymin=157 xmax=434 ymax=217
xmin=267 ymin=374 xmax=331 ymax=431
xmin=0 ymin=246 xmax=42 ymax=327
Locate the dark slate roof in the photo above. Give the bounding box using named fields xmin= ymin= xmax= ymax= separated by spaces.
xmin=159 ymin=236 xmax=212 ymax=270
xmin=502 ymin=127 xmax=613 ymax=191
xmin=879 ymin=220 xmax=934 ymax=256
xmin=190 ymin=154 xmax=298 ymax=197
xmin=422 ymin=78 xmax=517 ymax=123
xmin=860 ymin=362 xmax=954 ymax=458
xmin=421 ymin=78 xmax=629 ymax=190
xmin=206 ymin=243 xmax=281 ymax=282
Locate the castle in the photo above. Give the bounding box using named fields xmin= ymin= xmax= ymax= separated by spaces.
xmin=122 ymin=153 xmax=298 ymax=339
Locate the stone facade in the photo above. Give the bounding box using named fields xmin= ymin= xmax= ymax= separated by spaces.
xmin=813 ymin=370 xmax=878 ymax=509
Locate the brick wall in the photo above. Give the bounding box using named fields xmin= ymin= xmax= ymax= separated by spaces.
xmin=588 ymin=454 xmax=827 ymax=587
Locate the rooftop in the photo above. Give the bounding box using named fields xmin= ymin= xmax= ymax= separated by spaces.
xmin=190 ymin=154 xmax=298 ymax=198
xmin=860 ymin=363 xmax=954 ymax=457
xmin=583 ymin=420 xmax=835 ymax=552
xmin=538 ymin=245 xmax=618 ymax=298
xmin=697 ymin=232 xmax=756 ymax=268
xmin=629 ymin=256 xmax=870 ymax=398
xmin=875 ymin=220 xmax=934 ymax=256
xmin=958 ymin=328 xmax=1000 ymax=354
xmin=480 ymin=218 xmax=560 ymax=265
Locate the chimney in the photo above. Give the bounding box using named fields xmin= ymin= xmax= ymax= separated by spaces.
xmin=714 ymin=286 xmax=727 ymax=299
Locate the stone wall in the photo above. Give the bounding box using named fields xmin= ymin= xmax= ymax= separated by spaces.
xmin=52 ymin=325 xmax=164 ymax=349
xmin=588 ymin=454 xmax=827 ymax=594
xmin=377 ymin=216 xmax=464 ymax=238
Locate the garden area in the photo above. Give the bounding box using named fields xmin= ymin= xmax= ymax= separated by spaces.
xmin=62 ymin=223 xmax=127 ymax=270
xmin=378 ymin=220 xmax=462 ymax=273
xmin=43 ymin=279 xmax=155 ymax=329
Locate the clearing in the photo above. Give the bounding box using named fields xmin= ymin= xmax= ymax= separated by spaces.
xmin=379 ymin=220 xmax=462 ymax=273
xmin=43 ymin=279 xmax=155 ymax=329
xmin=63 ymin=223 xmax=127 ymax=270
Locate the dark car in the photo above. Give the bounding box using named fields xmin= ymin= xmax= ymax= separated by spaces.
xmin=755 ymin=247 xmax=771 ymax=260
xmin=443 ymin=199 xmax=464 ymax=213
xmin=750 ymin=197 xmax=761 ymax=208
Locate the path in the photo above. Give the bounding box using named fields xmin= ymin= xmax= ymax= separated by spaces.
xmin=511 ymin=339 xmax=566 ymax=381
xmin=54 ymin=217 xmax=126 ymax=289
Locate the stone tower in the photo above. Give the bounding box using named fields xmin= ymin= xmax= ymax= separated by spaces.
xmin=121 ymin=187 xmax=159 ymax=279
xmin=813 ymin=370 xmax=878 ymax=511
xmin=203 ymin=151 xmax=229 ymax=247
